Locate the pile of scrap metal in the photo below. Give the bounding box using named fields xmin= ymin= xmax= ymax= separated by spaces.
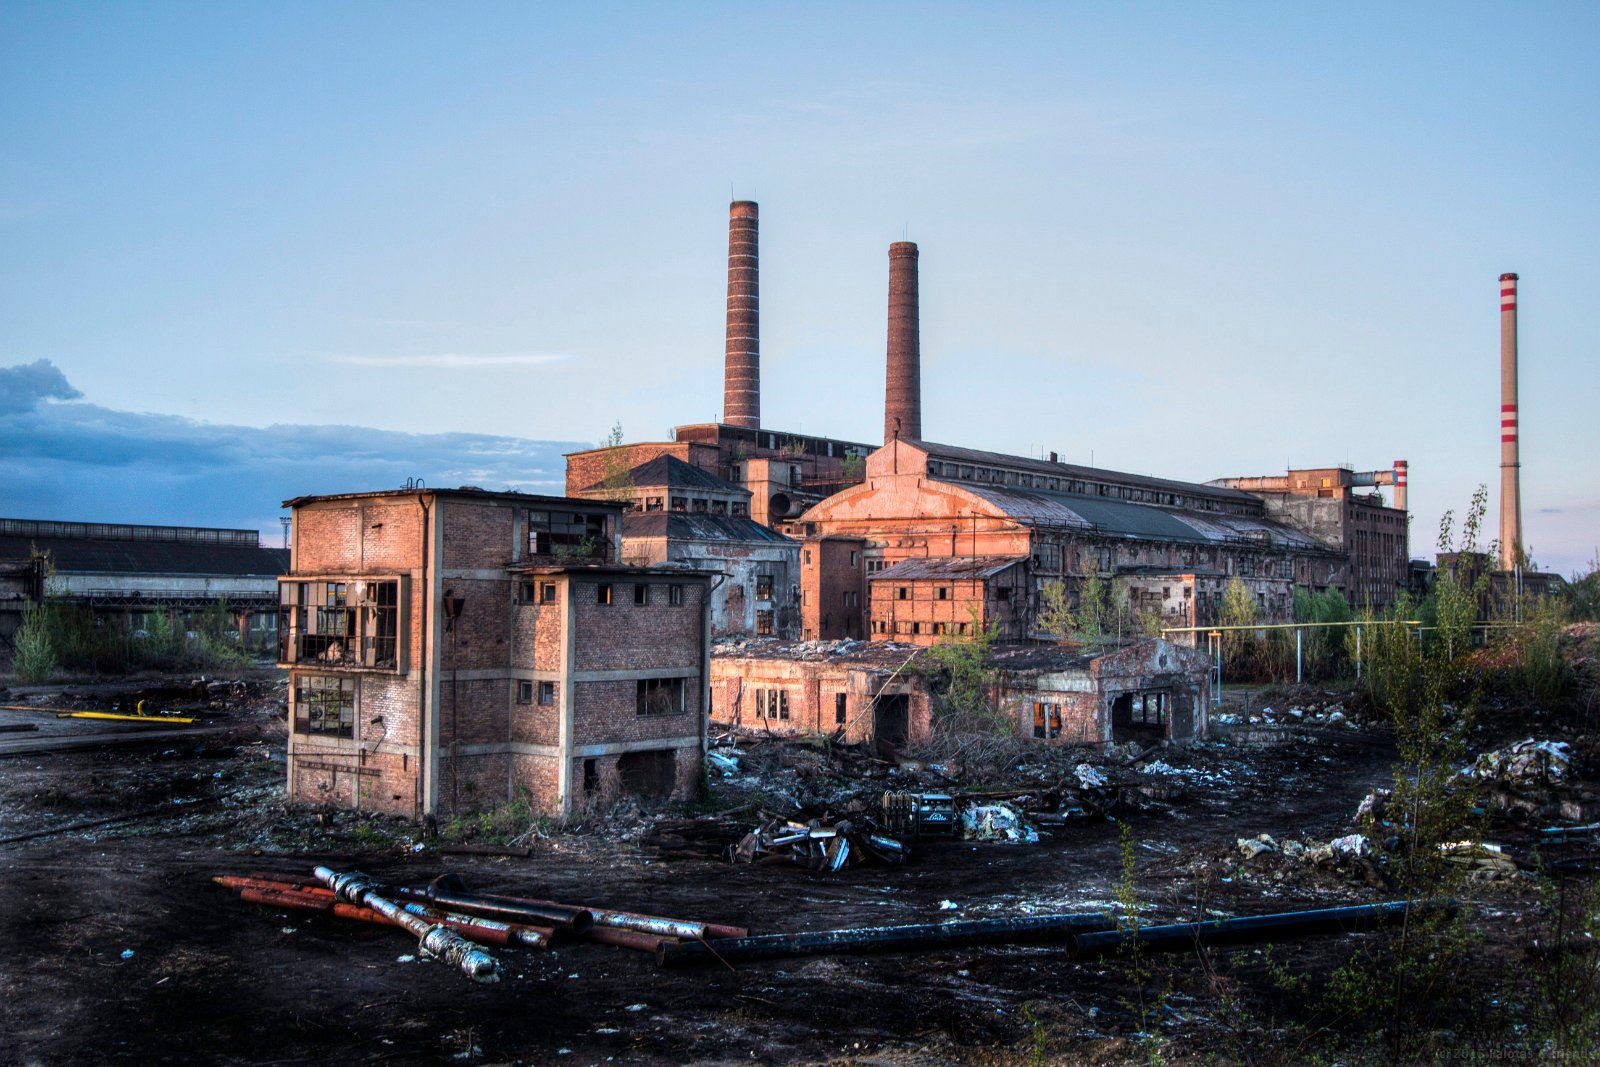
xmin=215 ymin=868 xmax=748 ymax=983
xmin=730 ymin=816 xmax=908 ymax=870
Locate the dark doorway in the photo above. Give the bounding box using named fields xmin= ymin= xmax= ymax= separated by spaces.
xmin=616 ymin=749 xmax=676 ymax=799
xmin=872 ymin=693 xmax=910 ymax=758
xmin=1110 ymin=690 xmax=1169 ymax=743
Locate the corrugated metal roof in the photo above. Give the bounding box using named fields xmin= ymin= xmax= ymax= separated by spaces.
xmin=623 ymin=512 xmax=794 ymax=544
xmin=914 ymin=440 xmax=1258 ymax=504
xmin=960 ymin=485 xmax=1330 ymax=552
xmin=870 ymin=555 xmax=1028 ymax=582
xmin=0 ymin=536 xmax=289 ymax=578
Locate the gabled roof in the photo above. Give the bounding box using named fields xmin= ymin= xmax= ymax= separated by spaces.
xmin=584 ymin=455 xmax=746 ymax=496
xmin=622 ymin=512 xmax=794 ymax=545
xmin=870 ymin=555 xmax=1029 ymax=582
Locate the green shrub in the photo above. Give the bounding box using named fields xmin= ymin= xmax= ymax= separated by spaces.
xmin=12 ymin=602 xmax=58 ymax=682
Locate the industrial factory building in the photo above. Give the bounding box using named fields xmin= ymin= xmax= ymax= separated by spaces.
xmin=278 ymin=487 xmax=712 ymax=819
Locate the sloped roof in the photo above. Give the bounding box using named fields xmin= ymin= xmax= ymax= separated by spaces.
xmin=585 ymin=455 xmax=745 ymax=495
xmin=912 ymin=440 xmax=1258 ymax=505
xmin=0 ymin=535 xmax=289 ymax=578
xmin=622 ymin=512 xmax=794 ymax=544
xmin=870 ymin=555 xmax=1029 ymax=582
xmin=957 ymin=485 xmax=1328 ymax=552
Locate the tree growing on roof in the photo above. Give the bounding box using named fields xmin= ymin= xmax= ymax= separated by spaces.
xmin=595 ymin=421 xmax=635 ymax=502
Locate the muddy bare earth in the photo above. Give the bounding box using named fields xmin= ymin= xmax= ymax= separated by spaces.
xmin=0 ymin=676 xmax=1588 ymax=1065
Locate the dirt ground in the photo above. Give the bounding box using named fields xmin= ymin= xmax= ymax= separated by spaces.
xmin=0 ymin=674 xmax=1589 ymax=1065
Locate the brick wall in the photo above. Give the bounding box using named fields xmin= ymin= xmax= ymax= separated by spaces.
xmin=570 ymin=578 xmax=704 ymax=672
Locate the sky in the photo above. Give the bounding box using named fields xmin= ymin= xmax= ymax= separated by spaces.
xmin=1 ymin=2 xmax=1596 ymax=573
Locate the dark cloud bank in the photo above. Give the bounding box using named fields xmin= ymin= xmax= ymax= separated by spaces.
xmin=0 ymin=360 xmax=581 ymax=537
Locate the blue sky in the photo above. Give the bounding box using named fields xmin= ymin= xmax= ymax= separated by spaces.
xmin=1 ymin=2 xmax=1596 ymax=573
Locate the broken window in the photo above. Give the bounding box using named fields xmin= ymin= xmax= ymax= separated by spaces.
xmin=669 ymin=584 xmax=684 ymax=606
xmin=937 ymin=586 xmax=950 ymax=600
xmin=520 ymin=580 xmax=538 ymax=604
xmin=756 ymin=610 xmax=774 ymax=635
xmin=835 ymin=692 xmax=847 ymax=725
xmin=597 ymin=583 xmax=613 ymax=606
xmin=670 ymin=497 xmax=688 ymax=512
xmin=645 ymin=496 xmax=663 ymax=511
xmin=1031 ymin=702 xmax=1063 ymax=740
xmin=634 ymin=583 xmax=649 ymax=605
xmin=528 ymin=509 xmax=609 ymax=560
xmin=293 ymin=675 xmax=355 ymax=738
xmin=755 ymin=574 xmax=774 ymax=600
xmin=279 ymin=578 xmax=401 ymax=670
xmin=636 ymin=677 xmax=685 ymax=717
xmin=896 ymin=586 xmax=909 ymax=600
xmin=803 ymin=549 xmax=812 ymax=565
xmin=540 ymin=582 xmax=558 ymax=604
xmin=731 ymin=501 xmax=747 ymax=516
xmin=1130 ymin=692 xmax=1167 ymax=727
xmin=693 ymin=498 xmax=709 ymax=513
xmin=755 ymin=688 xmax=789 ymax=720
xmin=849 ymin=551 xmax=859 ymax=567
xmin=711 ymin=500 xmax=727 ymax=515
xmin=516 ymin=680 xmax=534 ymax=704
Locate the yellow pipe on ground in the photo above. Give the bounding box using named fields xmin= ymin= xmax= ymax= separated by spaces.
xmin=0 ymin=704 xmax=194 ymax=725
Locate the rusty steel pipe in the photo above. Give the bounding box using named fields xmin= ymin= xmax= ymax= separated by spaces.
xmin=658 ymin=912 xmax=1116 ymax=968
xmin=440 ymin=888 xmax=747 ymax=940
xmin=582 ymin=926 xmax=673 ymax=953
xmin=316 ymin=867 xmax=499 ymax=982
xmin=236 ymin=886 xmax=518 ymax=948
xmin=390 ymin=885 xmax=593 ymax=932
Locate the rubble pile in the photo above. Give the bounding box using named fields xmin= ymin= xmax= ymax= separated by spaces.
xmin=731 ymin=816 xmax=908 ymax=870
xmin=1469 ymin=737 xmax=1598 ymax=825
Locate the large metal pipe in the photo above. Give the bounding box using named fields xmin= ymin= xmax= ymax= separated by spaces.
xmin=657 ymin=912 xmax=1115 ymax=968
xmin=884 ymin=241 xmax=922 ymax=443
xmin=391 ymin=884 xmax=593 ymax=931
xmin=315 ymin=867 xmax=500 ymax=982
xmin=1068 ymin=899 xmax=1456 ymax=958
xmin=724 ymin=201 xmax=760 ymax=429
xmin=1498 ymin=272 xmax=1522 ymax=570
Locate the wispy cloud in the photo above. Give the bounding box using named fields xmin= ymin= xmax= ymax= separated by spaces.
xmin=325 ymin=353 xmax=574 ymax=368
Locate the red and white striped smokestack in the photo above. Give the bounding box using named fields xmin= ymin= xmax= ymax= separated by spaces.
xmin=1393 ymin=459 xmax=1408 ymax=513
xmin=884 ymin=241 xmax=921 ymax=443
xmin=723 ymin=201 xmax=760 ymax=429
xmin=1498 ymin=272 xmax=1522 ymax=570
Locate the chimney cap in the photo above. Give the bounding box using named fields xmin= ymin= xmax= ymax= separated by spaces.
xmin=889 ymin=241 xmax=918 ymax=257
xmin=729 ymin=200 xmax=758 ymax=214
xmin=1499 ymin=272 xmax=1519 ymax=281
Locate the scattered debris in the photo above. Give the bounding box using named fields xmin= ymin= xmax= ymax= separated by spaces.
xmin=960 ymin=803 xmax=1039 ymax=844
xmin=1469 ymin=738 xmax=1573 ymax=786
xmin=731 ymin=816 xmax=908 ymax=870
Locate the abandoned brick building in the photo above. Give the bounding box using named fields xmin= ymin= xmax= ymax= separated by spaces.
xmin=710 ymin=636 xmax=1210 ymax=751
xmin=570 ymin=454 xmax=800 ymax=638
xmin=278 ymin=487 xmax=712 ymax=819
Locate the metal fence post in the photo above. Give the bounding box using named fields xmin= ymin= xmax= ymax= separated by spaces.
xmin=1295 ymin=627 xmax=1303 ymax=685
xmin=1355 ymin=625 xmax=1362 ymax=680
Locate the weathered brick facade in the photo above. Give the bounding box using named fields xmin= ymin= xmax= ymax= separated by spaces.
xmin=710 ymin=637 xmax=1209 ymax=751
xmin=280 ymin=488 xmax=711 ymax=821
xmin=800 ymin=536 xmax=866 ymax=640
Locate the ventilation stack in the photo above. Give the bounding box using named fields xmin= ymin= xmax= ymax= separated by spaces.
xmin=1393 ymin=460 xmax=1408 ymax=512
xmin=1498 ymin=273 xmax=1522 ymax=570
xmin=723 ymin=201 xmax=760 ymax=429
xmin=884 ymin=241 xmax=921 ymax=443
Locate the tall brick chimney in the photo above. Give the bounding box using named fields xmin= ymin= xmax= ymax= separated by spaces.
xmin=723 ymin=201 xmax=760 ymax=429
xmin=1393 ymin=459 xmax=1408 ymax=513
xmin=884 ymin=241 xmax=921 ymax=443
xmin=1498 ymin=272 xmax=1522 ymax=570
